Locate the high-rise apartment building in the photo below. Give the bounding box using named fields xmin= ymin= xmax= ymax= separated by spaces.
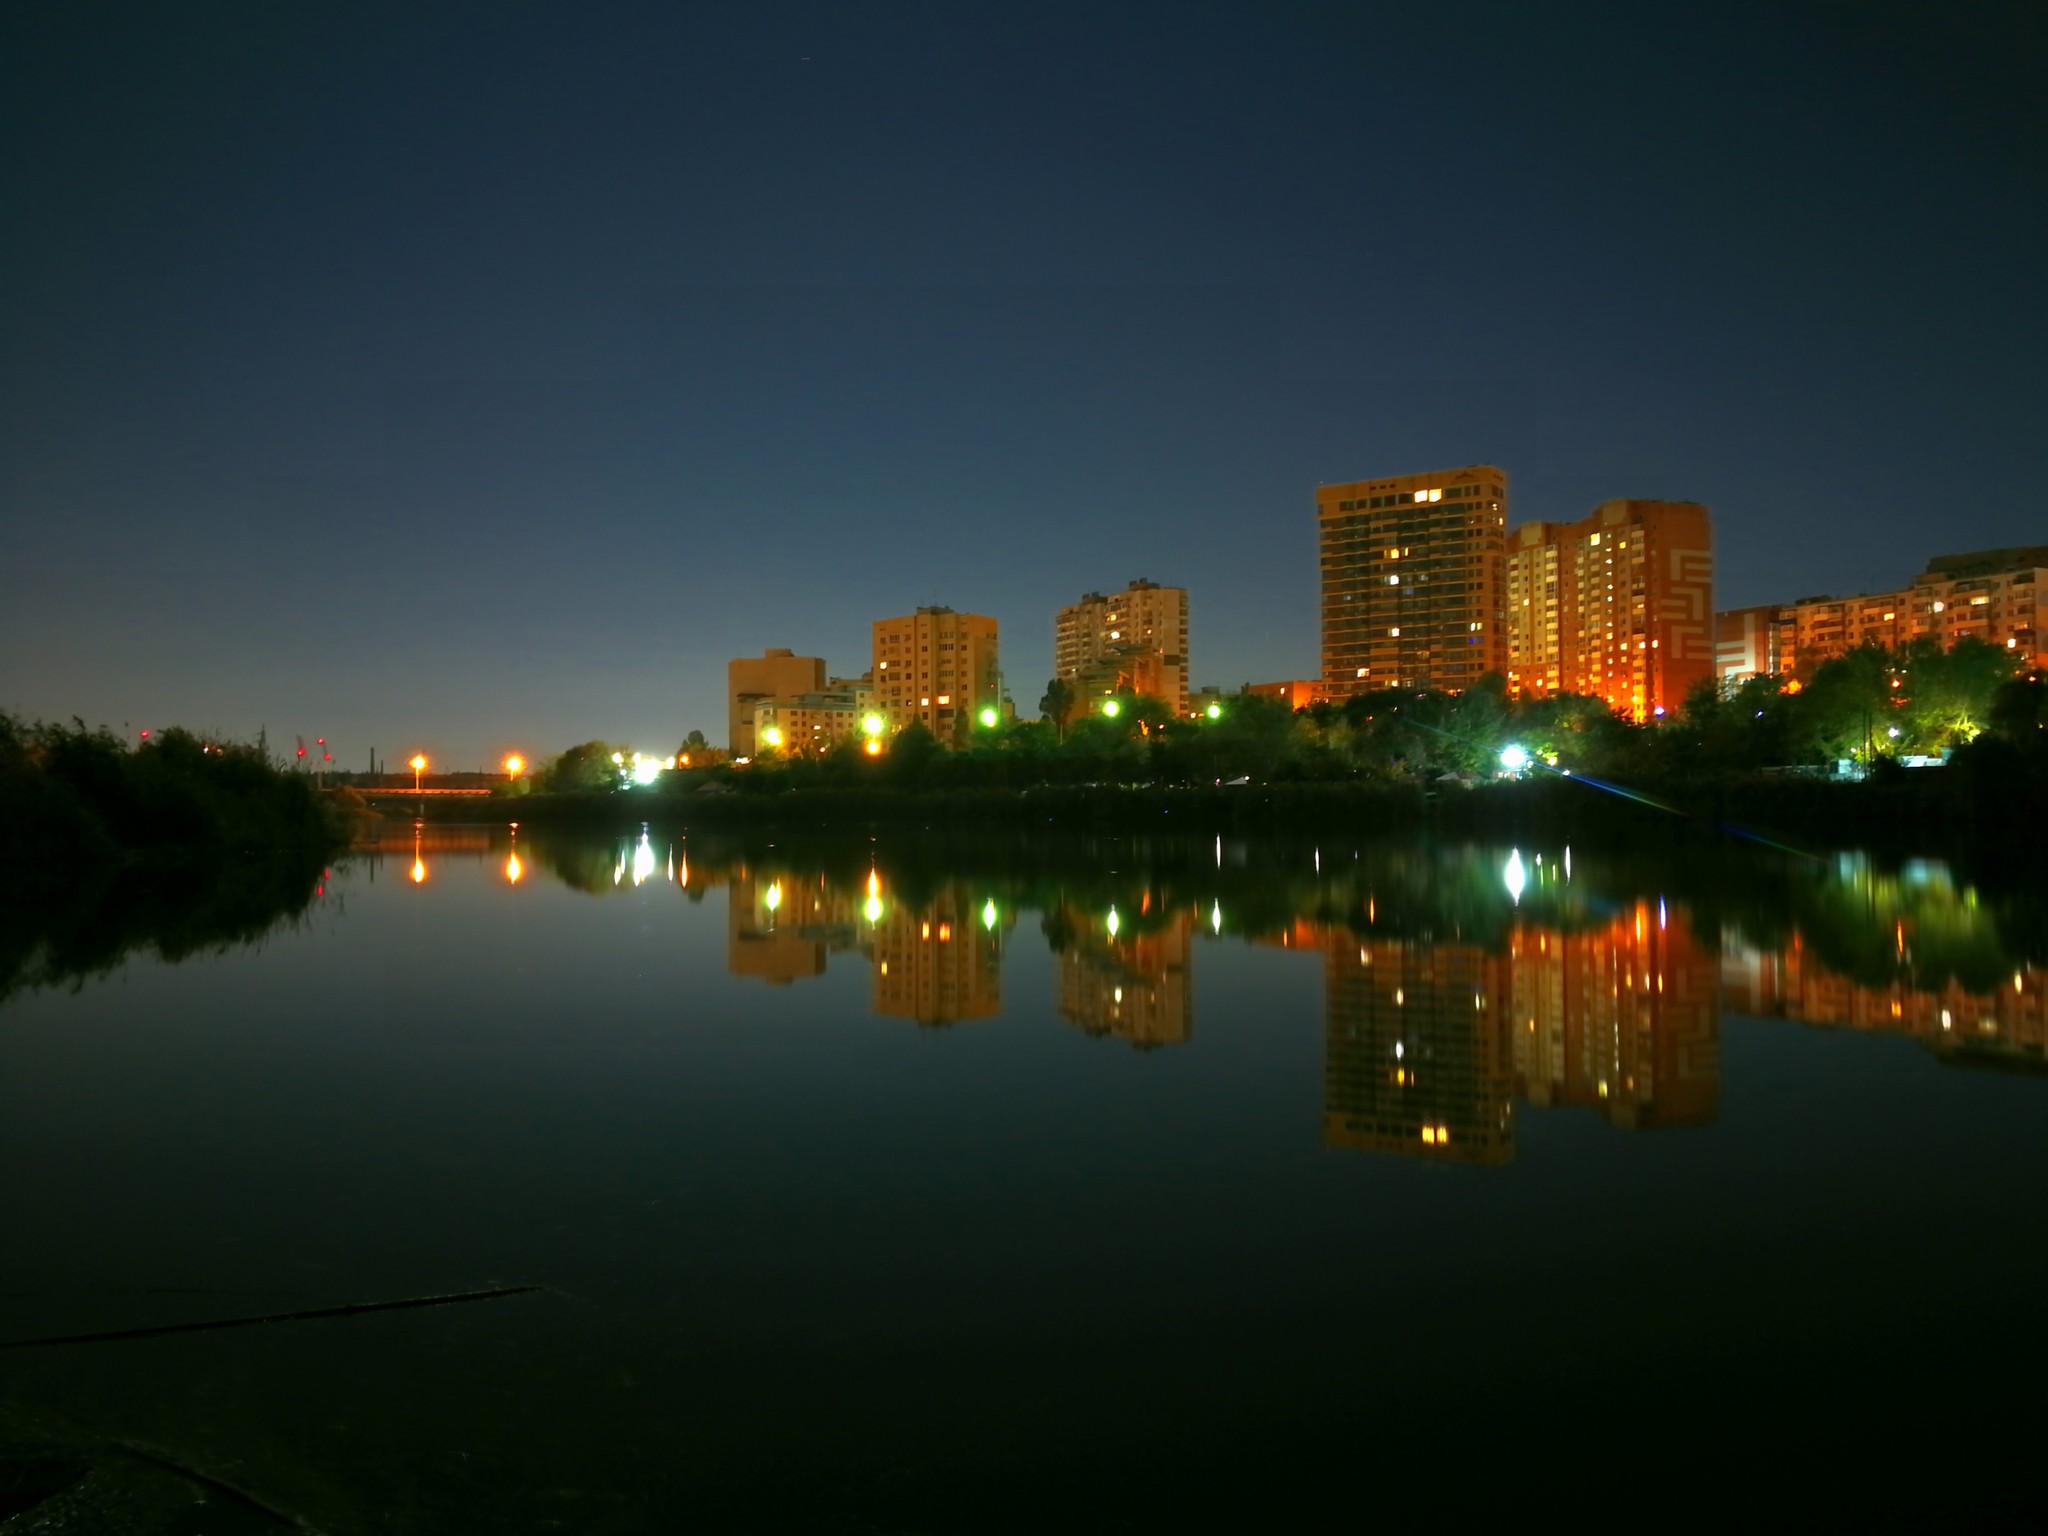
xmin=727 ymin=648 xmax=826 ymax=756
xmin=1713 ymin=545 xmax=2046 ymax=685
xmin=1318 ymin=466 xmax=1508 ymax=697
xmin=871 ymin=607 xmax=1001 ymax=746
xmin=1054 ymin=579 xmax=1190 ymax=716
xmin=1506 ymin=499 xmax=1715 ymax=721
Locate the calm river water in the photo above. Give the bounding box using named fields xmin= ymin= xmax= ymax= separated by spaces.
xmin=2 ymin=826 xmax=2043 ymax=1532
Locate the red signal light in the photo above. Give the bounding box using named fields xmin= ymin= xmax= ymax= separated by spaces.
xmin=139 ymin=729 xmax=150 ymax=739
xmin=322 ymin=753 xmax=332 ymax=762
xmin=297 ymin=747 xmax=306 ymax=757
xmin=317 ymin=737 xmax=325 ymax=745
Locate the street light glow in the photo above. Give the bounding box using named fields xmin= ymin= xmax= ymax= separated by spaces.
xmin=1206 ymin=703 xmax=1222 ymax=719
xmin=862 ymin=713 xmax=885 ymax=735
xmin=1499 ymin=744 xmax=1531 ymax=774
xmin=762 ymin=726 xmax=783 ymax=748
xmin=1102 ymin=698 xmax=1122 ymax=718
xmin=979 ymin=707 xmax=998 ymax=728
xmin=503 ymin=753 xmax=525 ymax=777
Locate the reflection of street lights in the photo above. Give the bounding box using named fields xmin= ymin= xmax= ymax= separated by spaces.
xmin=410 ymin=754 xmax=427 ymax=793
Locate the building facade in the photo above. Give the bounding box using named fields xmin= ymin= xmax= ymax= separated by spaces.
xmin=1505 ymin=498 xmax=1715 ymax=721
xmin=1244 ymin=679 xmax=1330 ymax=711
xmin=1712 ymin=546 xmax=2047 ymax=685
xmin=871 ymin=607 xmax=1001 ymax=746
xmin=750 ymin=678 xmax=874 ymax=757
xmin=1318 ymin=466 xmax=1508 ymax=698
xmin=1054 ymin=579 xmax=1190 ymax=716
xmin=727 ymin=648 xmax=826 ymax=757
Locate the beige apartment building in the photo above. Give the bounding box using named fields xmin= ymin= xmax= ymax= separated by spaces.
xmin=1054 ymin=579 xmax=1190 ymax=716
xmin=1713 ymin=545 xmax=2047 ymax=685
xmin=751 ymin=677 xmax=875 ymax=757
xmin=1318 ymin=466 xmax=1508 ymax=697
xmin=1506 ymin=499 xmax=1715 ymax=721
xmin=871 ymin=607 xmax=1001 ymax=746
xmin=727 ymin=648 xmax=825 ymax=756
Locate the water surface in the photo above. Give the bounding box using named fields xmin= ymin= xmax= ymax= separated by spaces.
xmin=2 ymin=828 xmax=2042 ymax=1530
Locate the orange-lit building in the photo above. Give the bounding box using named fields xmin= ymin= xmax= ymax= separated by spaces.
xmin=871 ymin=607 xmax=1001 ymax=747
xmin=1055 ymin=579 xmax=1190 ymax=717
xmin=1714 ymin=602 xmax=1795 ymax=687
xmin=1713 ymin=545 xmax=2046 ymax=684
xmin=727 ymin=648 xmax=826 ymax=757
xmin=1506 ymin=499 xmax=1715 ymax=721
xmin=1244 ymin=679 xmax=1330 ymax=711
xmin=751 ymin=676 xmax=876 ymax=757
xmin=1318 ymin=465 xmax=1509 ymax=697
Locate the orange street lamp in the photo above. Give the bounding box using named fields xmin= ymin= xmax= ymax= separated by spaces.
xmin=504 ymin=753 xmax=526 ymax=778
xmin=410 ymin=753 xmax=427 ymax=792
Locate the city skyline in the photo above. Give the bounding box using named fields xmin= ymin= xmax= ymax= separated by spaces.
xmin=3 ymin=4 xmax=2042 ymax=765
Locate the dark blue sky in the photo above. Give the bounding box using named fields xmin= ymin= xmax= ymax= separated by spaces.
xmin=4 ymin=0 xmax=2042 ymax=766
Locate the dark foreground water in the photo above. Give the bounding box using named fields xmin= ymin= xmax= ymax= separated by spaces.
xmin=1 ymin=826 xmax=2043 ymax=1532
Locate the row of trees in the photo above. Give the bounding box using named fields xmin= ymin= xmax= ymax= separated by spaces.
xmin=518 ymin=638 xmax=2041 ymax=798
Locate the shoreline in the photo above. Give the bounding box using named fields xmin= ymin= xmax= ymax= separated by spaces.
xmin=349 ymin=764 xmax=2041 ymax=868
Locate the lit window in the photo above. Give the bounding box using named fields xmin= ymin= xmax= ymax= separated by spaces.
xmin=937 ymin=694 xmax=950 ymax=704
xmin=1388 ymin=575 xmax=1399 ymax=585
xmin=1590 ymin=533 xmax=1601 ymax=546
xmin=1932 ymin=601 xmax=1945 ymax=612
xmin=1390 ymin=627 xmax=1401 ymax=637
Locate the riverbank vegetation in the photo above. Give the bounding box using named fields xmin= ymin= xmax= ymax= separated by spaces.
xmin=0 ymin=715 xmax=342 ymax=1001
xmin=0 ymin=715 xmax=342 ymax=869
xmin=484 ymin=646 xmax=2045 ymax=859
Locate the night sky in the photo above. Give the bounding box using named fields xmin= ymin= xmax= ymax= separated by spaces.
xmin=4 ymin=1 xmax=2042 ymax=768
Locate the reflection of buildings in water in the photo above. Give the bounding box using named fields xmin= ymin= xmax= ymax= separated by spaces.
xmin=1720 ymin=942 xmax=2046 ymax=1071
xmin=726 ymin=868 xmax=861 ymax=986
xmin=1054 ymin=904 xmax=1193 ymax=1049
xmin=1321 ymin=904 xmax=1721 ymax=1164
xmin=1512 ymin=903 xmax=1720 ymax=1130
xmin=1323 ymin=941 xmax=1516 ymax=1164
xmin=865 ymin=885 xmax=1006 ymax=1027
